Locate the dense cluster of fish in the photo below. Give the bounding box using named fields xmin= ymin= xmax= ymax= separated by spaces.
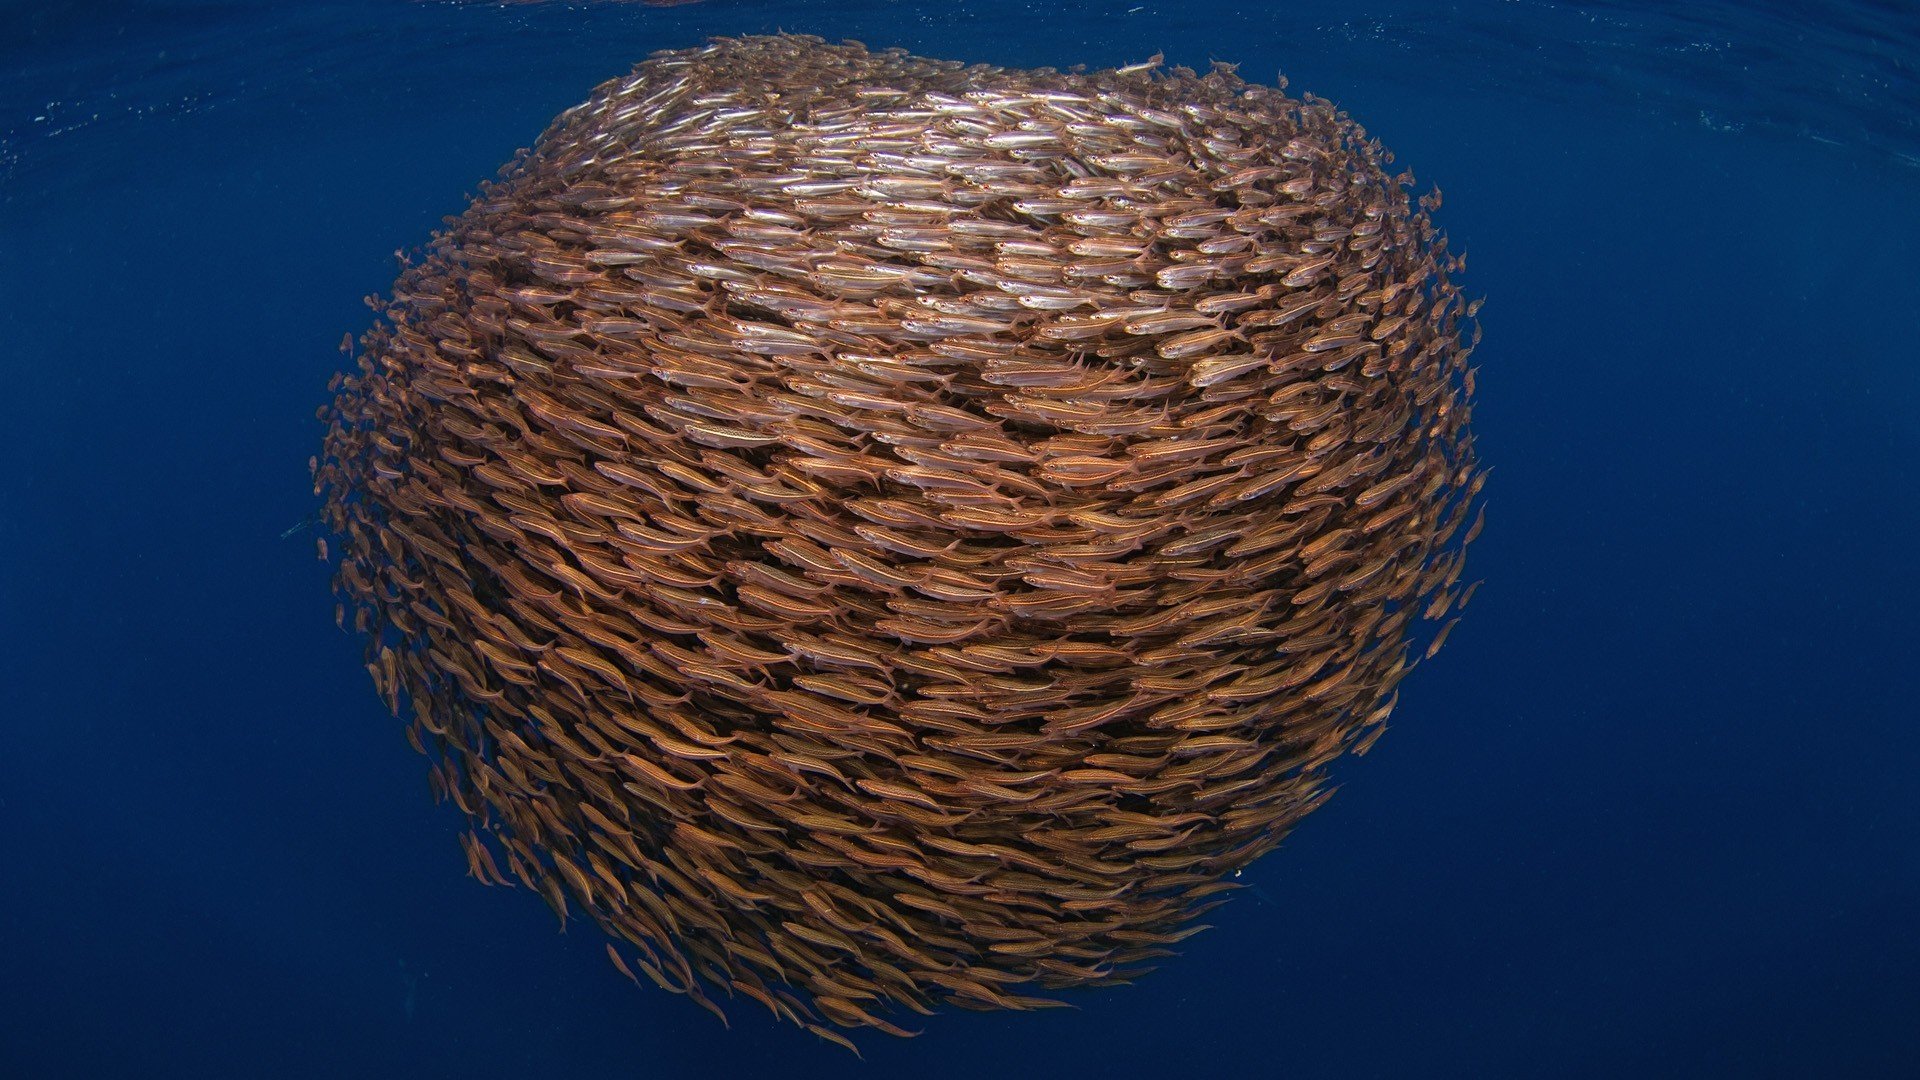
xmin=469 ymin=1 xmax=706 ymax=7
xmin=315 ymin=34 xmax=1484 ymax=1050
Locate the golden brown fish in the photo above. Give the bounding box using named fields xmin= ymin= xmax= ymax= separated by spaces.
xmin=315 ymin=32 xmax=1484 ymax=1053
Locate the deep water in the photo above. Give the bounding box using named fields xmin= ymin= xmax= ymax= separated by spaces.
xmin=2 ymin=2 xmax=1916 ymax=1078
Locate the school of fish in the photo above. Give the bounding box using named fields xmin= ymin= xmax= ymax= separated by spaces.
xmin=314 ymin=34 xmax=1486 ymax=1051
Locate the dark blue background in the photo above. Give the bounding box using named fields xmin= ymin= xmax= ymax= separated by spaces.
xmin=3 ymin=2 xmax=1916 ymax=1077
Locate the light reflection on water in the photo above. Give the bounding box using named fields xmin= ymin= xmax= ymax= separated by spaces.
xmin=3 ymin=0 xmax=1916 ymax=206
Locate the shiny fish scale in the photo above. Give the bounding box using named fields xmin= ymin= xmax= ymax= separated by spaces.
xmin=314 ymin=33 xmax=1485 ymax=1052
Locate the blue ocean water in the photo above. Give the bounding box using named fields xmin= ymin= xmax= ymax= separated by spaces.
xmin=2 ymin=1 xmax=1916 ymax=1077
